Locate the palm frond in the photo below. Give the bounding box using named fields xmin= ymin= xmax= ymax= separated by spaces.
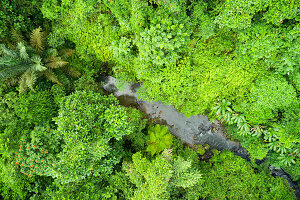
xmin=26 ymin=71 xmax=37 ymax=91
xmin=59 ymin=49 xmax=75 ymax=58
xmin=17 ymin=42 xmax=29 ymax=60
xmin=43 ymin=69 xmax=61 ymax=85
xmin=0 ymin=56 xmax=18 ymax=66
xmin=11 ymin=28 xmax=25 ymax=44
xmin=30 ymin=27 xmax=45 ymax=53
xmin=0 ymin=62 xmax=29 ymax=81
xmin=19 ymin=75 xmax=27 ymax=93
xmin=31 ymin=55 xmax=47 ymax=72
xmin=4 ymin=77 xmax=19 ymax=87
xmin=46 ymin=55 xmax=68 ymax=69
xmin=19 ymin=70 xmax=36 ymax=92
xmin=0 ymin=44 xmax=17 ymax=58
xmin=61 ymin=66 xmax=81 ymax=78
xmin=31 ymin=63 xmax=47 ymax=72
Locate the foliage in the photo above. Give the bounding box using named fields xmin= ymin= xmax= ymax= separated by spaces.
xmin=282 ymin=163 xmax=300 ymax=182
xmin=146 ymin=124 xmax=173 ymax=156
xmin=0 ymin=158 xmax=31 ymax=199
xmin=214 ymin=0 xmax=262 ymax=29
xmin=123 ymin=150 xmax=202 ymax=200
xmin=50 ymin=84 xmax=66 ymax=104
xmin=0 ymin=86 xmax=58 ymax=158
xmin=198 ymin=150 xmax=296 ymax=200
xmin=14 ymin=125 xmax=60 ymax=178
xmin=190 ymin=1 xmax=215 ymax=40
xmin=0 ymin=42 xmax=42 ymax=89
xmin=215 ymin=98 xmax=299 ymax=167
xmin=236 ymin=23 xmax=300 ymax=76
xmin=0 ymin=83 xmax=59 ymax=199
xmin=213 ymin=99 xmax=250 ymax=133
xmin=123 ymin=107 xmax=147 ymax=152
xmin=113 ymin=8 xmax=191 ymax=80
xmin=41 ymin=0 xmax=118 ymax=62
xmin=53 ymin=91 xmax=134 ymax=183
xmin=237 ymin=75 xmax=297 ymax=124
xmin=0 ymin=125 xmax=55 ymax=200
xmin=0 ymin=28 xmax=79 ymax=92
xmin=38 ymin=174 xmax=131 ymax=200
xmin=13 ymin=90 xmax=57 ymax=126
xmin=1 ymin=0 xmax=299 ymax=198
xmin=138 ymin=42 xmax=261 ymax=116
xmin=74 ymin=70 xmax=101 ymax=92
xmin=40 ymin=0 xmax=299 ymax=117
xmin=0 ymin=0 xmax=46 ymax=43
xmin=110 ymin=0 xmax=191 ymax=83
xmin=135 ymin=11 xmax=190 ymax=67
xmin=171 ymin=139 xmax=202 ymax=175
xmin=41 ymin=0 xmax=192 ymax=79
xmin=0 ymin=90 xmax=27 ymax=157
xmin=242 ymin=137 xmax=270 ymax=160
xmin=194 ymin=144 xmax=210 ymax=156
xmin=214 ymin=0 xmax=300 ymax=29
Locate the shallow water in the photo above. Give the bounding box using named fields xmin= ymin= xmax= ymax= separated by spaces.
xmin=103 ymin=76 xmax=249 ymax=157
xmin=102 ymin=76 xmax=299 ymax=198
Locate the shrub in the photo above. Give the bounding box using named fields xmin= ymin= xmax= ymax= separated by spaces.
xmin=0 ymin=0 xmax=46 ymax=43
xmin=14 ymin=125 xmax=60 ymax=177
xmin=236 ymin=75 xmax=297 ymax=125
xmin=13 ymin=90 xmax=57 ymax=126
xmin=123 ymin=107 xmax=147 ymax=152
xmin=53 ymin=91 xmax=134 ymax=183
xmin=198 ymin=150 xmax=296 ymax=200
xmin=123 ymin=150 xmax=202 ymax=200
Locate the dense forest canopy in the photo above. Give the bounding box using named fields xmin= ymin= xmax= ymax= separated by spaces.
xmin=0 ymin=0 xmax=299 ymax=199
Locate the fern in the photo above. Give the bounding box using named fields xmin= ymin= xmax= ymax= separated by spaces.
xmin=4 ymin=77 xmax=19 ymax=87
xmin=1 ymin=28 xmax=79 ymax=91
xmin=30 ymin=27 xmax=45 ymax=53
xmin=19 ymin=75 xmax=27 ymax=93
xmin=26 ymin=71 xmax=37 ymax=91
xmin=0 ymin=56 xmax=18 ymax=66
xmin=0 ymin=43 xmax=32 ymax=81
xmin=172 ymin=156 xmax=202 ymax=188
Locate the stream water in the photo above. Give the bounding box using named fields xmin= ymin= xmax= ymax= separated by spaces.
xmin=102 ymin=76 xmax=299 ymax=198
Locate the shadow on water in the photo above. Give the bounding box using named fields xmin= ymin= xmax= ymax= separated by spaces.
xmin=117 ymin=95 xmax=139 ymax=108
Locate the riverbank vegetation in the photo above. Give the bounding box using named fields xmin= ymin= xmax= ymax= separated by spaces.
xmin=0 ymin=0 xmax=299 ymax=199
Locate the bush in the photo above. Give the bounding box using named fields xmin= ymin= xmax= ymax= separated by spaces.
xmin=123 ymin=107 xmax=147 ymax=153
xmin=53 ymin=91 xmax=134 ymax=183
xmin=41 ymin=0 xmax=117 ymax=62
xmin=13 ymin=90 xmax=57 ymax=126
xmin=0 ymin=0 xmax=46 ymax=43
xmin=123 ymin=150 xmax=202 ymax=200
xmin=198 ymin=150 xmax=296 ymax=200
xmin=13 ymin=125 xmax=60 ymax=178
xmin=235 ymin=75 xmax=297 ymax=125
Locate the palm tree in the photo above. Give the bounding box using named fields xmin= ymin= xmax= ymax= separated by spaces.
xmin=0 ymin=28 xmax=80 ymax=92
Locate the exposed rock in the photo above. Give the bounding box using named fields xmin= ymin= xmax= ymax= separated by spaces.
xmin=102 ymin=76 xmax=299 ymax=197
